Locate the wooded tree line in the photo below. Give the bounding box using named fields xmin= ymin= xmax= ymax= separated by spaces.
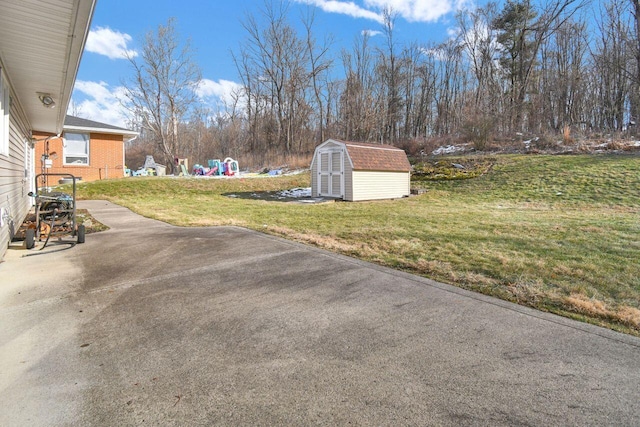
xmin=124 ymin=0 xmax=640 ymax=170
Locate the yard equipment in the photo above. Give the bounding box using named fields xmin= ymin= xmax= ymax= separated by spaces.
xmin=26 ymin=173 xmax=85 ymax=251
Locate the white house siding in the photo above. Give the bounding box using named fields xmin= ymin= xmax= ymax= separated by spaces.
xmin=350 ymin=171 xmax=410 ymax=201
xmin=0 ymin=100 xmax=32 ymax=259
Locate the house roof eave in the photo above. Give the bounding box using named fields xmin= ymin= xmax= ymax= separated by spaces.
xmin=64 ymin=125 xmax=139 ymax=138
xmin=0 ymin=0 xmax=97 ymax=134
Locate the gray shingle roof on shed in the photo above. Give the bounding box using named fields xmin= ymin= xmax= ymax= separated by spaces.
xmin=340 ymin=141 xmax=411 ymax=172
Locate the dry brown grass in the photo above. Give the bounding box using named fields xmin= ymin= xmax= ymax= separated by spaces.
xmin=562 ymin=125 xmax=573 ymax=145
xmin=506 ymin=279 xmax=549 ymax=305
xmin=267 ymin=225 xmax=371 ymax=256
xmin=422 ymin=135 xmax=467 ymax=154
xmin=459 ymin=271 xmax=499 ymax=287
xmin=606 ymin=140 xmax=626 ymax=150
xmin=618 ymin=306 xmax=640 ymax=329
xmin=573 ymin=141 xmax=594 ymax=153
xmin=241 ymin=151 xmax=313 ymax=170
xmin=565 ymin=293 xmax=610 ymax=317
xmin=564 ymin=293 xmax=640 ymax=331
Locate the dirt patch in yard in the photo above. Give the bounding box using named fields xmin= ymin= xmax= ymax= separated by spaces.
xmin=223 ymin=187 xmax=333 ymax=204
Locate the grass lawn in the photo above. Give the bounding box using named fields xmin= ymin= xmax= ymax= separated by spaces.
xmin=73 ymin=154 xmax=640 ymax=335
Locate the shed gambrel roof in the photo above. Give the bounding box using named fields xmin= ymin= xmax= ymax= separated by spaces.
xmin=339 ymin=141 xmax=411 ymax=172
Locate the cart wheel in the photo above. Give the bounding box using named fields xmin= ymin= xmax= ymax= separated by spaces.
xmin=77 ymin=224 xmax=86 ymax=244
xmin=26 ymin=228 xmax=35 ymax=249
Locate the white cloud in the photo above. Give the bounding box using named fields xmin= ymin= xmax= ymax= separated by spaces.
xmin=195 ymin=78 xmax=244 ymax=109
xmin=295 ymin=0 xmax=384 ymax=23
xmin=69 ymin=80 xmax=131 ymax=128
xmin=447 ymin=26 xmax=459 ymax=38
xmin=86 ymin=27 xmax=138 ymax=60
xmin=295 ymin=0 xmax=470 ymax=23
xmin=365 ymin=0 xmax=451 ymax=22
xmin=70 ymin=79 xmax=245 ymax=127
xmin=456 ymin=19 xmax=502 ymax=71
xmin=362 ymin=29 xmax=383 ymax=37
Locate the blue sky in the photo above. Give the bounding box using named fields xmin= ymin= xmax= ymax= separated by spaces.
xmin=72 ymin=0 xmax=482 ymax=127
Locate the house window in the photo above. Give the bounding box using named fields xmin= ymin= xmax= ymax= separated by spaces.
xmin=0 ymin=69 xmax=9 ymax=156
xmin=64 ymin=132 xmax=89 ymax=165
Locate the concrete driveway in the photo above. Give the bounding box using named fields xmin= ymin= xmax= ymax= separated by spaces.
xmin=1 ymin=200 xmax=639 ymax=426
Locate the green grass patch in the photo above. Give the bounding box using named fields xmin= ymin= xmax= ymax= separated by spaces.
xmin=73 ymin=155 xmax=640 ymax=335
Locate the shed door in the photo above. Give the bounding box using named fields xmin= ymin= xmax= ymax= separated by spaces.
xmin=318 ymin=149 xmax=344 ymax=198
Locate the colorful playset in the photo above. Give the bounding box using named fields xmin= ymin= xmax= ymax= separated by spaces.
xmin=193 ymin=157 xmax=239 ymax=176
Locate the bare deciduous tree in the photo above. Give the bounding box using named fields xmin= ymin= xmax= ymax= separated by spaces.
xmin=121 ymin=0 xmax=640 ymax=170
xmin=303 ymin=10 xmax=333 ymax=144
xmin=122 ymin=18 xmax=202 ymax=173
xmin=493 ymin=0 xmax=587 ymax=132
xmin=629 ymin=0 xmax=640 ymax=130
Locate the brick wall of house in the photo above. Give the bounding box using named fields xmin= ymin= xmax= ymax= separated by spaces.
xmin=33 ymin=131 xmax=125 ymax=183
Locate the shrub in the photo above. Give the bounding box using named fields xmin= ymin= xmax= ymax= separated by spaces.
xmin=461 ymin=107 xmax=495 ymax=151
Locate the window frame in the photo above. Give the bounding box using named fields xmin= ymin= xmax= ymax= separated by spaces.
xmin=63 ymin=132 xmax=90 ymax=166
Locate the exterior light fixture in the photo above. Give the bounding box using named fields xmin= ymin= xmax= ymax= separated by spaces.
xmin=37 ymin=93 xmax=56 ymax=108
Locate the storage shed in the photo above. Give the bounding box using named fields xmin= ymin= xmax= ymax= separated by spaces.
xmin=310 ymin=139 xmax=411 ymax=201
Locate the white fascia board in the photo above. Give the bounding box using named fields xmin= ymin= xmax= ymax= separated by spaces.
xmin=64 ymin=125 xmax=139 ymax=138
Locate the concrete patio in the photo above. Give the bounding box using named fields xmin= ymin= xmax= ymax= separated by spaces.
xmin=1 ymin=200 xmax=639 ymax=426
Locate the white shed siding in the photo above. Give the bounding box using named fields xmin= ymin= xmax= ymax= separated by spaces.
xmin=311 ymin=152 xmax=319 ymax=197
xmin=350 ymin=171 xmax=410 ymax=201
xmin=344 ymin=158 xmax=354 ymax=201
xmin=311 ymin=139 xmax=411 ymax=201
xmin=321 ymin=141 xmax=341 ymax=150
xmin=0 ymin=99 xmax=32 ymax=258
xmin=311 ymin=140 xmax=346 ymax=198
